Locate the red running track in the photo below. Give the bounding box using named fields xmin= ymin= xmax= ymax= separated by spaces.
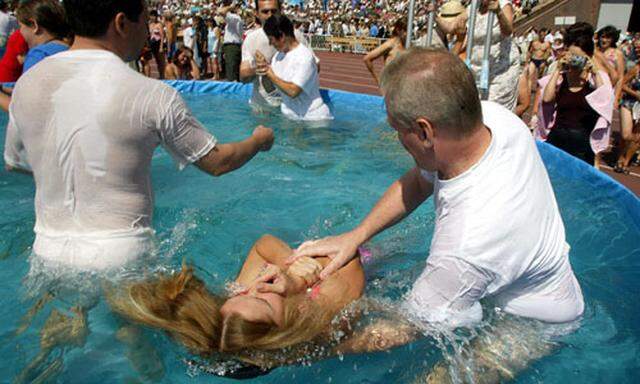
xmin=316 ymin=51 xmax=383 ymax=95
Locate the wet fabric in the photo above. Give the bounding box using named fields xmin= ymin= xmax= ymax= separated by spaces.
xmin=4 ymin=49 xmax=217 ymax=270
xmin=271 ymin=44 xmax=333 ymax=121
xmin=404 ymin=101 xmax=584 ymax=327
xmin=468 ymin=0 xmax=520 ymax=111
xmin=241 ymin=28 xmax=281 ymax=108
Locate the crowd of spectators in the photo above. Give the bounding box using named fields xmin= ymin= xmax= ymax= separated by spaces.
xmin=0 ymin=0 xmax=638 ymax=171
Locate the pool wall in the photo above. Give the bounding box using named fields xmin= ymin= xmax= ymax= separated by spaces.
xmin=165 ymin=80 xmax=640 ymax=228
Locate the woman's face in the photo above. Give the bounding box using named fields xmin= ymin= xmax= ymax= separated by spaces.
xmin=600 ymin=35 xmax=612 ymax=49
xmin=177 ymin=50 xmax=191 ymax=65
xmin=220 ymin=291 xmax=285 ymax=326
xmin=633 ymin=38 xmax=640 ymax=54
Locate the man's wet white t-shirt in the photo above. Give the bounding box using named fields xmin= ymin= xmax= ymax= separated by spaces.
xmin=4 ymin=50 xmax=216 ymax=270
xmin=270 ymin=43 xmax=333 ymax=121
xmin=242 ymin=28 xmax=320 ymax=109
xmin=241 ymin=28 xmax=280 ymax=108
xmin=404 ymin=102 xmax=584 ymax=326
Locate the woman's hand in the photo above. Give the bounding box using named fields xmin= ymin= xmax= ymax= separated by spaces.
xmin=254 ymin=264 xmax=299 ymax=296
xmin=556 ymin=55 xmax=569 ymax=73
xmin=287 ymin=257 xmax=322 ymax=287
xmin=487 ymin=0 xmax=501 ymax=13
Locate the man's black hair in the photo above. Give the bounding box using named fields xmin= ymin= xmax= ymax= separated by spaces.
xmin=263 ymin=14 xmax=294 ymax=39
xmin=254 ymin=0 xmax=281 ymax=11
xmin=63 ymin=0 xmax=145 ymax=38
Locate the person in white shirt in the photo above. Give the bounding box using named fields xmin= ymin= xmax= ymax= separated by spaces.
xmin=256 ymin=14 xmax=332 ymax=121
xmin=0 ymin=0 xmax=18 ymax=57
xmin=182 ymin=19 xmax=194 ymax=49
xmin=240 ymin=0 xmax=282 ymax=110
xmin=218 ymin=0 xmax=243 ymax=81
xmin=4 ymin=0 xmax=275 ymax=271
xmin=240 ymin=0 xmax=319 ymax=111
xmin=285 ymin=49 xmax=583 ymax=382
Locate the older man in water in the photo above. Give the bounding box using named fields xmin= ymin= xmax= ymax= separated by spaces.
xmin=4 ymin=0 xmax=274 ymax=271
xmin=285 ymin=48 xmax=584 ymax=381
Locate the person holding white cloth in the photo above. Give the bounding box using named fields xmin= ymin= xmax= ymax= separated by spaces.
xmin=256 ymin=14 xmax=332 ymax=122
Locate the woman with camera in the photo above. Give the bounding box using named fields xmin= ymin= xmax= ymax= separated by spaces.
xmin=535 ymin=31 xmax=613 ymax=166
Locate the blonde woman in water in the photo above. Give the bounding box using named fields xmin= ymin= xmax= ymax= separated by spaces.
xmin=108 ymin=235 xmax=373 ymax=368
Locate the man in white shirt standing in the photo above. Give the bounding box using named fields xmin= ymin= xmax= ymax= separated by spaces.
xmin=218 ymin=0 xmax=243 ymax=81
xmin=257 ymin=14 xmax=332 ymax=121
xmin=182 ymin=19 xmax=194 ymax=50
xmin=286 ymin=49 xmax=584 ymax=381
xmin=240 ymin=0 xmax=320 ymax=111
xmin=240 ymin=0 xmax=282 ymax=110
xmin=4 ymin=0 xmax=275 ymax=271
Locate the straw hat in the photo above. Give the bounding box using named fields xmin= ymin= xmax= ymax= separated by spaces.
xmin=440 ymin=1 xmax=466 ymax=18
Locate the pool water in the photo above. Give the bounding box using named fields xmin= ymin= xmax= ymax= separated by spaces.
xmin=0 ymin=85 xmax=638 ymax=383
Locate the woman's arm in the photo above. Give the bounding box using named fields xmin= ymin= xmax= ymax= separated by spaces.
xmin=515 ymin=71 xmax=531 ymax=117
xmin=622 ymin=66 xmax=640 ymax=101
xmin=613 ymin=49 xmax=626 ymax=104
xmin=542 ymin=68 xmax=562 ymax=104
xmin=493 ymin=2 xmax=514 ymax=37
xmin=590 ymin=64 xmax=604 ymax=89
xmin=235 ymin=235 xmax=293 ymax=284
xmin=164 ymin=64 xmax=177 ymax=80
xmin=189 ymin=58 xmax=201 ymax=80
xmin=363 ymin=40 xmax=392 ymax=85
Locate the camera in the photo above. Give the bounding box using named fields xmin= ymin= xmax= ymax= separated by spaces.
xmin=567 ymin=55 xmax=587 ymax=70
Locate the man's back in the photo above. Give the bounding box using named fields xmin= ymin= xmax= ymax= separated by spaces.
xmin=5 ymin=50 xmax=216 ymax=266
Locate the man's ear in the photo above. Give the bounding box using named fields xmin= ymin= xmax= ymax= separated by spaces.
xmin=30 ymin=20 xmax=41 ymax=35
xmin=113 ymin=12 xmax=128 ymax=37
xmin=415 ymin=117 xmax=435 ymax=149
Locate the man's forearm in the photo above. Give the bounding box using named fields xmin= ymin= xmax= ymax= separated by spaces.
xmin=267 ymin=72 xmax=301 ymax=98
xmin=353 ymin=167 xmax=432 ymax=244
xmin=197 ymin=137 xmax=262 ymax=177
xmin=239 ymin=63 xmax=256 ymax=83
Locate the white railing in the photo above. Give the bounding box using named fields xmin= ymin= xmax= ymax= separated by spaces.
xmin=306 ymin=34 xmax=387 ymax=54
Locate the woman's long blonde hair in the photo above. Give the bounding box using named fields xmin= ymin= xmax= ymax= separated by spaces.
xmin=108 ymin=266 xmax=223 ymax=356
xmin=109 ymin=267 xmax=345 ymax=360
xmin=220 ymin=293 xmax=337 ymax=353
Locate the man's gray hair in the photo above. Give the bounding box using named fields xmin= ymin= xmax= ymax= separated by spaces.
xmin=380 ymin=48 xmax=483 ymax=138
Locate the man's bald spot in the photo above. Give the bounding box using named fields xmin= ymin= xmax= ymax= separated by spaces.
xmin=381 ymin=48 xmax=483 ymax=138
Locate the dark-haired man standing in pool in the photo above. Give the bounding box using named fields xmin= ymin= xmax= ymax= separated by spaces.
xmin=4 ymin=0 xmax=274 ymax=271
xmin=284 ymin=48 xmax=584 ymax=382
xmin=4 ymin=0 xmax=274 ymax=381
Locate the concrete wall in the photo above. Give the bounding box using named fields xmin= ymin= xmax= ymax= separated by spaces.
xmin=597 ymin=1 xmax=635 ymax=31
xmin=515 ymin=0 xmax=602 ymax=33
